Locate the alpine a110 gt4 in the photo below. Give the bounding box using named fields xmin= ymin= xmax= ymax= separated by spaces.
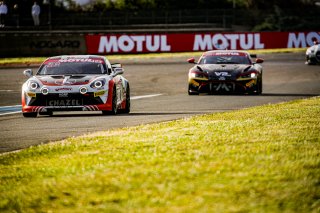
xmin=22 ymin=55 xmax=130 ymax=117
xmin=305 ymin=42 xmax=320 ymax=65
xmin=188 ymin=50 xmax=264 ymax=95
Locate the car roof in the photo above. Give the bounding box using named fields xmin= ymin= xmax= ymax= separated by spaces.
xmin=47 ymin=55 xmax=106 ymax=60
xmin=202 ymin=50 xmax=250 ymax=56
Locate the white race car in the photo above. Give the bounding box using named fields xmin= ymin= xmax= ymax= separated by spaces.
xmin=306 ymin=42 xmax=320 ymax=65
xmin=22 ymin=55 xmax=130 ymax=117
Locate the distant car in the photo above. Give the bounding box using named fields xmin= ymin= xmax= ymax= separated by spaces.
xmin=305 ymin=42 xmax=320 ymax=65
xmin=22 ymin=55 xmax=130 ymax=117
xmin=187 ymin=50 xmax=264 ymax=95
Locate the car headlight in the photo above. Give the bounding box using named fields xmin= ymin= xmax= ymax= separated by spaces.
xmin=27 ymin=80 xmax=39 ymax=90
xmin=41 ymin=87 xmax=49 ymax=95
xmin=189 ymin=71 xmax=208 ymax=79
xmin=80 ymin=86 xmax=88 ymax=94
xmin=240 ymin=71 xmax=258 ymax=79
xmin=90 ymin=79 xmax=106 ymax=89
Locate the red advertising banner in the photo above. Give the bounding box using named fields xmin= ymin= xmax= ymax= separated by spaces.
xmin=85 ymin=31 xmax=320 ymax=54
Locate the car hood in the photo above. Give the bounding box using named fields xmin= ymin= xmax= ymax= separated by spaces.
xmin=34 ymin=75 xmax=101 ymax=86
xmin=196 ymin=64 xmax=252 ymax=79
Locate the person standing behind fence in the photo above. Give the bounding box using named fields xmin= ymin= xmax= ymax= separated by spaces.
xmin=13 ymin=4 xmax=19 ymax=28
xmin=0 ymin=1 xmax=8 ymax=28
xmin=32 ymin=1 xmax=40 ymax=26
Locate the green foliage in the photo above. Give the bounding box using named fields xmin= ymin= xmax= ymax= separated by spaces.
xmin=76 ymin=0 xmax=313 ymax=11
xmin=0 ymin=97 xmax=319 ymax=212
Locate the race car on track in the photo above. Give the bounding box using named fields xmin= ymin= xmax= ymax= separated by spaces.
xmin=305 ymin=41 xmax=320 ymax=65
xmin=22 ymin=55 xmax=130 ymax=117
xmin=187 ymin=50 xmax=264 ymax=95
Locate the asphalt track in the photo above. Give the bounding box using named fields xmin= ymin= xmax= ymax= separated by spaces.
xmin=0 ymin=53 xmax=319 ymax=153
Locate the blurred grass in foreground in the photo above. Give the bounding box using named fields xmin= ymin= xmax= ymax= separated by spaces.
xmin=0 ymin=97 xmax=319 ymax=212
xmin=0 ymin=48 xmax=306 ymax=66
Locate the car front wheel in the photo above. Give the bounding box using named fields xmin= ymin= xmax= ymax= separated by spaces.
xmin=23 ymin=112 xmax=37 ymax=118
xmin=102 ymin=86 xmax=117 ymax=115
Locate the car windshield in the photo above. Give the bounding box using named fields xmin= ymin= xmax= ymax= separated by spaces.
xmin=199 ymin=55 xmax=251 ymax=65
xmin=37 ymin=59 xmax=107 ymax=75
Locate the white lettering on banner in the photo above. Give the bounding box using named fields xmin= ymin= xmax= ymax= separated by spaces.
xmin=98 ymin=36 xmax=118 ymax=52
xmin=287 ymin=32 xmax=320 ymax=48
xmin=131 ymin=36 xmax=145 ymax=51
xmin=146 ymin=35 xmax=159 ymax=51
xmin=193 ymin=35 xmax=212 ymax=50
xmin=160 ymin=36 xmax=171 ymax=51
xmin=98 ymin=35 xmax=171 ymax=53
xmin=240 ymin=34 xmax=253 ymax=49
xmin=118 ymin=36 xmax=134 ymax=52
xmin=193 ymin=33 xmax=264 ymax=51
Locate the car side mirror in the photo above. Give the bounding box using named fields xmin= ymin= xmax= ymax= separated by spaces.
xmin=112 ymin=67 xmax=124 ymax=77
xmin=111 ymin=63 xmax=122 ymax=69
xmin=255 ymin=58 xmax=264 ymax=63
xmin=23 ymin=69 xmax=33 ymax=78
xmin=187 ymin=58 xmax=196 ymax=64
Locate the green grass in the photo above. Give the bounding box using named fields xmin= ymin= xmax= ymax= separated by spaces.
xmin=0 ymin=48 xmax=307 ymax=66
xmin=1 ymin=97 xmax=319 ymax=212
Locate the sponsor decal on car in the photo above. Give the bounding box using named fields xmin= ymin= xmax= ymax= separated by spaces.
xmin=27 ymin=92 xmax=36 ymax=97
xmin=215 ymin=72 xmax=231 ymax=77
xmin=94 ymin=90 xmax=105 ymax=97
xmin=213 ymin=83 xmax=234 ymax=91
xmin=55 ymin=87 xmax=72 ymax=92
xmin=190 ymin=79 xmax=200 ymax=87
xmin=48 ymin=99 xmax=82 ymax=106
xmin=59 ymin=93 xmax=68 ymax=97
xmin=245 ymin=80 xmax=255 ymax=87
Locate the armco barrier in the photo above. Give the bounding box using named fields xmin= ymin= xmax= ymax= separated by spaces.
xmin=0 ymin=32 xmax=86 ymax=57
xmin=1 ymin=31 xmax=319 ymax=57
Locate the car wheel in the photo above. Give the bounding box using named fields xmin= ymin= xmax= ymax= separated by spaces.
xmin=248 ymin=79 xmax=262 ymax=95
xmin=123 ymin=84 xmax=130 ymax=114
xmin=23 ymin=112 xmax=37 ymax=118
xmin=39 ymin=111 xmax=53 ymax=116
xmin=102 ymin=86 xmax=117 ymax=115
xmin=256 ymin=79 xmax=263 ymax=95
xmin=188 ymin=85 xmax=199 ymax=95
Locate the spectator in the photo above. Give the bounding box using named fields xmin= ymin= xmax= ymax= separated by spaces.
xmin=0 ymin=1 xmax=8 ymax=28
xmin=32 ymin=1 xmax=40 ymax=26
xmin=13 ymin=4 xmax=19 ymax=28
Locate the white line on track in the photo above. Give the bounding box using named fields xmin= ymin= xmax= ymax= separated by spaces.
xmin=130 ymin=94 xmax=162 ymax=100
xmin=0 ymin=94 xmax=163 ymax=116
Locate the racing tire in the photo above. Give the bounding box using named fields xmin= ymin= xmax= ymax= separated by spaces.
xmin=123 ymin=84 xmax=130 ymax=114
xmin=306 ymin=56 xmax=316 ymax=65
xmin=256 ymin=79 xmax=263 ymax=95
xmin=102 ymin=86 xmax=117 ymax=115
xmin=188 ymin=85 xmax=199 ymax=95
xmin=39 ymin=111 xmax=53 ymax=116
xmin=23 ymin=112 xmax=37 ymax=118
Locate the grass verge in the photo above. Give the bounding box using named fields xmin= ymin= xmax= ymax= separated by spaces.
xmin=1 ymin=97 xmax=319 ymax=212
xmin=0 ymin=48 xmax=307 ymax=66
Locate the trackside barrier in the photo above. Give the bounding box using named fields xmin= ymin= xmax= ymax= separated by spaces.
xmin=0 ymin=31 xmax=319 ymax=57
xmin=86 ymin=31 xmax=320 ymax=54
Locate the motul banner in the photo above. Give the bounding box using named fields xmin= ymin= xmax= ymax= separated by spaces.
xmin=85 ymin=31 xmax=320 ymax=54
